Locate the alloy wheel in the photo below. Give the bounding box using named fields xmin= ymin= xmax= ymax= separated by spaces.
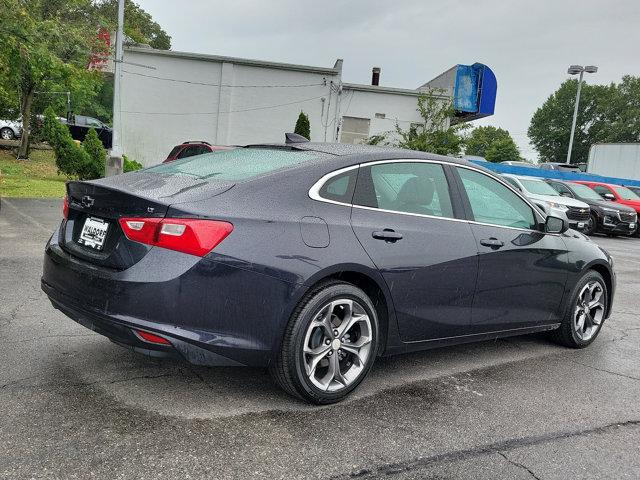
xmin=574 ymin=280 xmax=605 ymax=341
xmin=302 ymin=298 xmax=372 ymax=392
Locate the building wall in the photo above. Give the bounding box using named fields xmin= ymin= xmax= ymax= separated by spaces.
xmin=121 ymin=49 xmax=340 ymax=166
xmin=120 ymin=48 xmax=451 ymax=166
xmin=338 ymin=88 xmax=427 ymax=144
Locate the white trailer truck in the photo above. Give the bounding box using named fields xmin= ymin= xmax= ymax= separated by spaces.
xmin=587 ymin=143 xmax=640 ymax=181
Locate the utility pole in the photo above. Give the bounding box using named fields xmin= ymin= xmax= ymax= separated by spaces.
xmin=106 ymin=0 xmax=125 ymax=176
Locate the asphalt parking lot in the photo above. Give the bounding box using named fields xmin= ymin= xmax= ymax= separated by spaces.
xmin=1 ymin=197 xmax=639 ymax=479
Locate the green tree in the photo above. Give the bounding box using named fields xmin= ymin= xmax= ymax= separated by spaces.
xmin=81 ymin=128 xmax=106 ymax=180
xmin=0 ymin=0 xmax=103 ymax=158
xmin=465 ymin=125 xmax=520 ymax=162
xmin=44 ymin=106 xmax=105 ymax=180
xmin=294 ymin=111 xmax=310 ymax=140
xmin=0 ymin=0 xmax=171 ymax=159
xmin=485 ymin=137 xmax=521 ymax=163
xmin=528 ymin=79 xmax=612 ymax=163
xmin=94 ymin=0 xmax=172 ymax=50
xmin=369 ymin=92 xmax=468 ymax=156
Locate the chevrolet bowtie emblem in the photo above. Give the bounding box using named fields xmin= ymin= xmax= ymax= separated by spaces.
xmin=81 ymin=195 xmax=95 ymax=208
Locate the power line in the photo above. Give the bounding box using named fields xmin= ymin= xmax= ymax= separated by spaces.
xmin=121 ymin=94 xmax=326 ymax=116
xmin=122 ymin=69 xmax=326 ymax=89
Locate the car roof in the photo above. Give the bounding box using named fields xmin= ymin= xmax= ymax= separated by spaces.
xmin=243 ymin=141 xmax=475 ymax=167
xmin=576 ymin=180 xmax=619 ymax=187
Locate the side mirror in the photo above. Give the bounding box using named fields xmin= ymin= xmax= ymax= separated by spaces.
xmin=545 ymin=215 xmax=568 ymax=234
xmin=602 ymin=193 xmax=616 ymax=201
xmin=559 ymin=192 xmax=571 ymax=197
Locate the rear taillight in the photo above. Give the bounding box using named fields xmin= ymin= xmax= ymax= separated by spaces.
xmin=63 ymin=195 xmax=69 ymax=219
xmin=118 ymin=217 xmax=233 ymax=257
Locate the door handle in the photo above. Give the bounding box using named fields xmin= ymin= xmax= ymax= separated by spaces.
xmin=480 ymin=237 xmax=504 ymax=249
xmin=372 ymin=229 xmax=403 ymax=243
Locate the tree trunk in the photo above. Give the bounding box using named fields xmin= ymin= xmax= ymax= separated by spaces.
xmin=17 ymin=88 xmax=35 ymax=160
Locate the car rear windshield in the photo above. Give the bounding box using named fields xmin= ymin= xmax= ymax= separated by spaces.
xmin=147 ymin=148 xmax=316 ymax=181
xmin=519 ymin=178 xmax=560 ymax=196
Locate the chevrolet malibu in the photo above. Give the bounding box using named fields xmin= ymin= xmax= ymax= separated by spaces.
xmin=42 ymin=142 xmax=615 ymax=404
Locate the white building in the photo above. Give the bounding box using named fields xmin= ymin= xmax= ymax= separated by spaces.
xmin=119 ymin=46 xmax=495 ymax=166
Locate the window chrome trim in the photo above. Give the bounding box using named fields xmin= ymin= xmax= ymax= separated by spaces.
xmin=308 ymin=164 xmax=359 ymax=207
xmin=308 ymin=158 xmax=549 ymax=234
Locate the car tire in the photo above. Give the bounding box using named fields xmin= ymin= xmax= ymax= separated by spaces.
xmin=551 ymin=270 xmax=608 ymax=348
xmin=0 ymin=127 xmax=15 ymax=140
xmin=583 ymin=213 xmax=597 ymax=236
xmin=270 ymin=281 xmax=379 ymax=404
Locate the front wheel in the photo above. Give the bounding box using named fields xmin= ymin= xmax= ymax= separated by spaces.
xmin=0 ymin=127 xmax=15 ymax=140
xmin=583 ymin=213 xmax=597 ymax=236
xmin=270 ymin=281 xmax=379 ymax=404
xmin=551 ymin=270 xmax=608 ymax=348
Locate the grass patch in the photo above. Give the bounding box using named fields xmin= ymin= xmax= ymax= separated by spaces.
xmin=0 ymin=149 xmax=67 ymax=198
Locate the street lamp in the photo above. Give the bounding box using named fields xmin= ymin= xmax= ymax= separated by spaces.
xmin=565 ymin=65 xmax=598 ymax=164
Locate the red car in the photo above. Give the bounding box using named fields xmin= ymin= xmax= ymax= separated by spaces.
xmin=163 ymin=141 xmax=232 ymax=163
xmin=575 ymin=180 xmax=640 ymax=217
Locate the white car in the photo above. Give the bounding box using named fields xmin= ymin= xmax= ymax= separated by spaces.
xmin=0 ymin=118 xmax=22 ymax=140
xmin=501 ymin=174 xmax=591 ymax=231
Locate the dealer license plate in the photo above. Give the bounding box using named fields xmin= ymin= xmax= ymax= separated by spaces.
xmin=78 ymin=217 xmax=109 ymax=250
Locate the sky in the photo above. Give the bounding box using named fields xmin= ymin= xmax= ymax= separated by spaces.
xmin=136 ymin=0 xmax=640 ymax=161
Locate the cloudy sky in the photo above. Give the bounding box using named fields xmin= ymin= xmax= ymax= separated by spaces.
xmin=136 ymin=0 xmax=640 ymax=160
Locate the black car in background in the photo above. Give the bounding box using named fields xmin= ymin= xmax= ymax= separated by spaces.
xmin=42 ymin=142 xmax=616 ymax=404
xmin=546 ymin=179 xmax=637 ymax=236
xmin=63 ymin=115 xmax=112 ymax=149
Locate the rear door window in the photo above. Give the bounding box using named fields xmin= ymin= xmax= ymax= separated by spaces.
xmin=353 ymin=162 xmax=454 ymax=218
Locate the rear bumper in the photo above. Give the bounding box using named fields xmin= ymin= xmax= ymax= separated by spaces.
xmin=43 ymin=280 xmax=244 ymax=366
xmin=42 ymin=228 xmax=298 ymax=367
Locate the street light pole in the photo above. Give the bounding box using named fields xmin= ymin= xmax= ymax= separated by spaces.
xmin=565 ymin=69 xmax=584 ymax=165
xmin=565 ymin=65 xmax=597 ymax=164
xmin=107 ymin=0 xmax=125 ymax=176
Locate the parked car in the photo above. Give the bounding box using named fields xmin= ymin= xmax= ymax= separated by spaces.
xmin=545 ymin=179 xmax=637 ymax=236
xmin=539 ymin=162 xmax=583 ymax=172
xmin=63 ymin=114 xmax=113 ymax=149
xmin=163 ymin=141 xmax=233 ymax=163
xmin=42 ymin=142 xmax=615 ymax=404
xmin=0 ymin=118 xmax=23 ymax=140
xmin=624 ymin=185 xmax=640 ymax=197
xmin=501 ymin=174 xmax=590 ymax=231
xmin=575 ymin=181 xmax=640 ymax=236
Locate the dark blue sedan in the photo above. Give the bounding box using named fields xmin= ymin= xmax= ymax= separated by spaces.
xmin=42 ymin=142 xmax=615 ymax=404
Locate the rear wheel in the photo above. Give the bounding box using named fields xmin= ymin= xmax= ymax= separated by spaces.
xmin=551 ymin=270 xmax=608 ymax=348
xmin=270 ymin=281 xmax=379 ymax=404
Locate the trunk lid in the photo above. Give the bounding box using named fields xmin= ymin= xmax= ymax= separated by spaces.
xmin=61 ymin=172 xmax=234 ymax=270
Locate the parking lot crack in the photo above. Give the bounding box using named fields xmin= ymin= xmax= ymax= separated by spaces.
xmin=330 ymin=420 xmax=640 ymax=479
xmin=567 ymin=359 xmax=640 ymax=382
xmin=497 ymin=451 xmax=542 ymax=480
